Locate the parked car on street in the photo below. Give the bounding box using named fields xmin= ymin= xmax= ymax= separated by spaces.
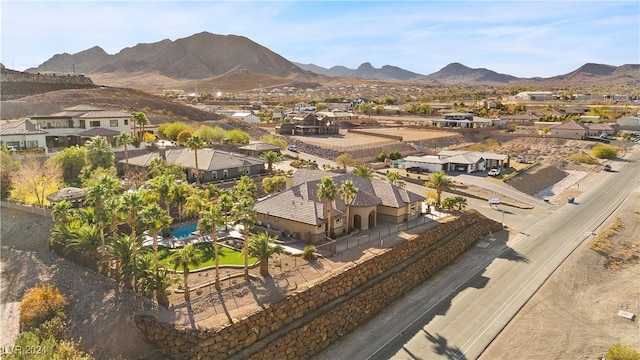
xmin=287 ymin=144 xmax=298 ymax=152
xmin=603 ymin=164 xmax=612 ymax=172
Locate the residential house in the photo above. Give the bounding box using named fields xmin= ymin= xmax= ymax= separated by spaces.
xmin=122 ymin=148 xmax=265 ymax=182
xmin=254 ymin=170 xmax=425 ymax=243
xmin=237 ymin=142 xmax=282 ymax=158
xmin=231 ymin=112 xmax=260 ymax=124
xmin=617 ymin=116 xmax=640 ymax=130
xmin=28 ymin=105 xmax=131 ymax=148
xmin=549 ymin=121 xmax=588 ymax=139
xmin=513 ymin=91 xmax=555 ymax=101
xmin=429 ymin=113 xmax=499 ymax=129
xmin=0 ymin=119 xmax=48 ymax=152
xmin=585 ymin=123 xmax=616 ymax=136
xmin=403 ymin=150 xmax=509 ymax=174
xmin=275 ymin=113 xmax=340 ymax=136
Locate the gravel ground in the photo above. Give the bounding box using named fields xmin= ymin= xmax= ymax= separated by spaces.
xmin=535 ymin=170 xmax=588 ymax=198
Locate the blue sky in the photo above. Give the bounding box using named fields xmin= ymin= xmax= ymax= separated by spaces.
xmin=1 ymin=1 xmax=638 ymax=78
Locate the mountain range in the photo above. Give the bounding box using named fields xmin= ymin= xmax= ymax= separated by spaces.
xmin=28 ymin=31 xmax=639 ymax=87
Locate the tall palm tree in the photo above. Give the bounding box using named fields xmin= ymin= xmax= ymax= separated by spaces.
xmin=186 ymin=135 xmax=204 ymax=184
xmin=260 ymin=151 xmax=282 ymax=172
xmin=84 ymin=174 xmax=120 ymax=246
xmin=198 ymin=203 xmax=224 ymax=290
xmin=217 ymin=191 xmax=234 ymax=231
xmin=317 ymin=177 xmax=338 ymax=238
xmin=352 ymin=164 xmax=375 ymax=180
xmin=171 ymin=182 xmax=192 ymax=222
xmin=103 ymin=196 xmax=123 ymax=241
xmin=120 ymin=190 xmax=145 ymax=243
xmin=184 ymin=188 xmax=210 ymax=220
xmin=339 ymin=179 xmax=358 ymax=233
xmin=233 ymin=175 xmax=257 ymax=199
xmin=170 ymin=243 xmax=201 ymax=302
xmin=424 ymin=171 xmax=455 ymax=206
xmin=149 ymin=174 xmax=175 ymax=215
xmin=140 ymin=203 xmax=173 ymax=271
xmin=131 ymin=252 xmax=154 ymax=293
xmin=115 ymin=132 xmax=133 ymax=175
xmin=132 ymin=111 xmax=150 ymax=142
xmin=232 ymin=196 xmax=257 ymax=281
xmin=248 ymin=232 xmax=284 ymax=277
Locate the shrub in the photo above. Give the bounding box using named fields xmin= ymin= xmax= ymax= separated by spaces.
xmin=20 ymin=285 xmax=68 ymax=329
xmin=568 ymin=153 xmax=600 ymax=165
xmin=302 ymin=245 xmax=317 ymax=261
xmin=606 ymin=343 xmax=640 ymax=360
xmin=176 ymin=129 xmax=193 ymax=144
xmin=388 ymin=150 xmax=402 ymax=160
xmin=225 ymin=129 xmax=250 ymax=144
xmin=592 ymin=144 xmax=618 ymax=159
xmin=376 ymin=150 xmax=388 ymax=162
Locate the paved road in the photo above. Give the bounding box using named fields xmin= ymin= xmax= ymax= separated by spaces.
xmin=315 ymin=148 xmax=640 ymax=360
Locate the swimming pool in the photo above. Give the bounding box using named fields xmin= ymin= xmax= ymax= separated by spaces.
xmin=171 ymin=224 xmax=197 ymax=238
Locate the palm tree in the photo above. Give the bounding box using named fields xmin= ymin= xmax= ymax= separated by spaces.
xmin=352 ymin=164 xmax=375 ymax=179
xmin=84 ymin=174 xmax=120 ymax=246
xmin=64 ymin=223 xmax=102 ymax=259
xmin=184 ymin=188 xmax=210 ymax=220
xmin=232 ymin=196 xmax=257 ymax=281
xmin=105 ymin=233 xmax=145 ymax=285
xmin=248 ymin=232 xmax=284 ymax=277
xmin=386 ymin=171 xmax=405 ymax=188
xmin=84 ymin=135 xmax=115 ymax=172
xmin=454 ymin=196 xmax=468 ymax=211
xmin=51 ymin=200 xmax=73 ymax=224
xmin=149 ymin=174 xmax=175 ymax=215
xmin=339 ymin=179 xmax=358 ymax=233
xmin=171 ymin=182 xmax=191 ymax=222
xmin=132 ymin=111 xmax=150 ymax=142
xmin=217 ymin=191 xmax=235 ymax=230
xmin=186 ymin=135 xmax=204 ymax=184
xmin=103 ymin=196 xmax=123 ymax=241
xmin=260 ymin=151 xmax=282 ymax=172
xmin=170 ymin=243 xmax=201 ymax=302
xmin=120 ymin=190 xmax=145 ymax=243
xmin=140 ymin=203 xmax=173 ymax=271
xmin=131 ymin=252 xmax=154 ymax=293
xmin=424 ymin=171 xmax=455 ymax=207
xmin=139 ymin=268 xmax=176 ymax=307
xmin=233 ymin=175 xmax=257 ymax=199
xmin=115 ymin=132 xmax=133 ymax=175
xmin=198 ymin=203 xmax=224 ymax=289
xmin=317 ymin=177 xmax=338 ymax=238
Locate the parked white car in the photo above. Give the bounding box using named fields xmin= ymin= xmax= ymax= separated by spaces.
xmin=287 ymin=144 xmax=298 ymax=152
xmin=488 ymin=168 xmax=501 ymax=176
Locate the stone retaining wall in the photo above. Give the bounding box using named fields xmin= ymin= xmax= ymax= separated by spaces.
xmin=135 ymin=212 xmax=502 ymax=359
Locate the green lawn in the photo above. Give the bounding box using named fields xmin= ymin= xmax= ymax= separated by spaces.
xmin=157 ymin=243 xmax=258 ymax=271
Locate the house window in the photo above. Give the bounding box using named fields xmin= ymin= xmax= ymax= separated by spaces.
xmin=223 ymin=170 xmax=228 ymax=178
xmin=212 ymin=172 xmax=217 ymax=180
xmin=26 ymin=140 xmax=38 ymax=149
xmin=110 ymin=120 xmax=118 ymax=127
xmin=90 ymin=121 xmax=100 ymax=127
xmin=124 ymin=119 xmax=129 ymax=125
xmin=79 ymin=120 xmax=86 ymax=129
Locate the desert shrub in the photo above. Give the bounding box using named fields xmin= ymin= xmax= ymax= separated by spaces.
xmin=568 ymin=153 xmax=600 ymax=164
xmin=592 ymin=144 xmax=618 ymax=159
xmin=158 ymin=122 xmax=191 ymax=141
xmin=259 ymin=134 xmax=287 ymax=149
xmin=176 ymin=129 xmax=193 ymax=144
xmin=225 ymin=129 xmax=250 ymax=144
xmin=142 ymin=133 xmax=156 ymax=143
xmin=32 ymin=314 xmax=67 ymax=339
xmin=302 ymin=245 xmax=317 ymax=261
xmin=6 ymin=332 xmax=56 ymax=360
xmin=195 ymin=125 xmax=226 ymax=143
xmin=388 ymin=150 xmax=402 ymax=160
xmin=606 ymin=343 xmax=640 ymax=360
xmin=19 ymin=285 xmax=68 ymax=329
xmin=377 ymin=150 xmax=387 ymax=161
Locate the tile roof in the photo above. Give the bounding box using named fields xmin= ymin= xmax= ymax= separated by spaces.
xmin=551 ymin=120 xmax=588 ymax=130
xmin=255 ymin=191 xmax=325 ymax=226
xmin=78 ymin=128 xmax=121 ymax=137
xmin=0 ymin=119 xmax=47 ymax=135
xmin=77 ymin=110 xmax=131 ymax=119
xmin=237 ymin=142 xmax=281 ymax=152
xmin=124 ymin=148 xmax=264 ymax=171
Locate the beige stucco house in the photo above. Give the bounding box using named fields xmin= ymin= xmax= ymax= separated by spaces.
xmin=549 ymin=120 xmax=588 ymax=139
xmin=254 ymin=170 xmax=425 ymax=243
xmin=0 ymin=119 xmax=48 ymax=152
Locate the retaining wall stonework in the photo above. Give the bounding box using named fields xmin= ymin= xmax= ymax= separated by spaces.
xmin=135 ymin=211 xmax=502 ymax=359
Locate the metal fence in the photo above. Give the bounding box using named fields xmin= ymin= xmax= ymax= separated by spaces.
xmin=317 ymin=215 xmax=431 ymax=255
